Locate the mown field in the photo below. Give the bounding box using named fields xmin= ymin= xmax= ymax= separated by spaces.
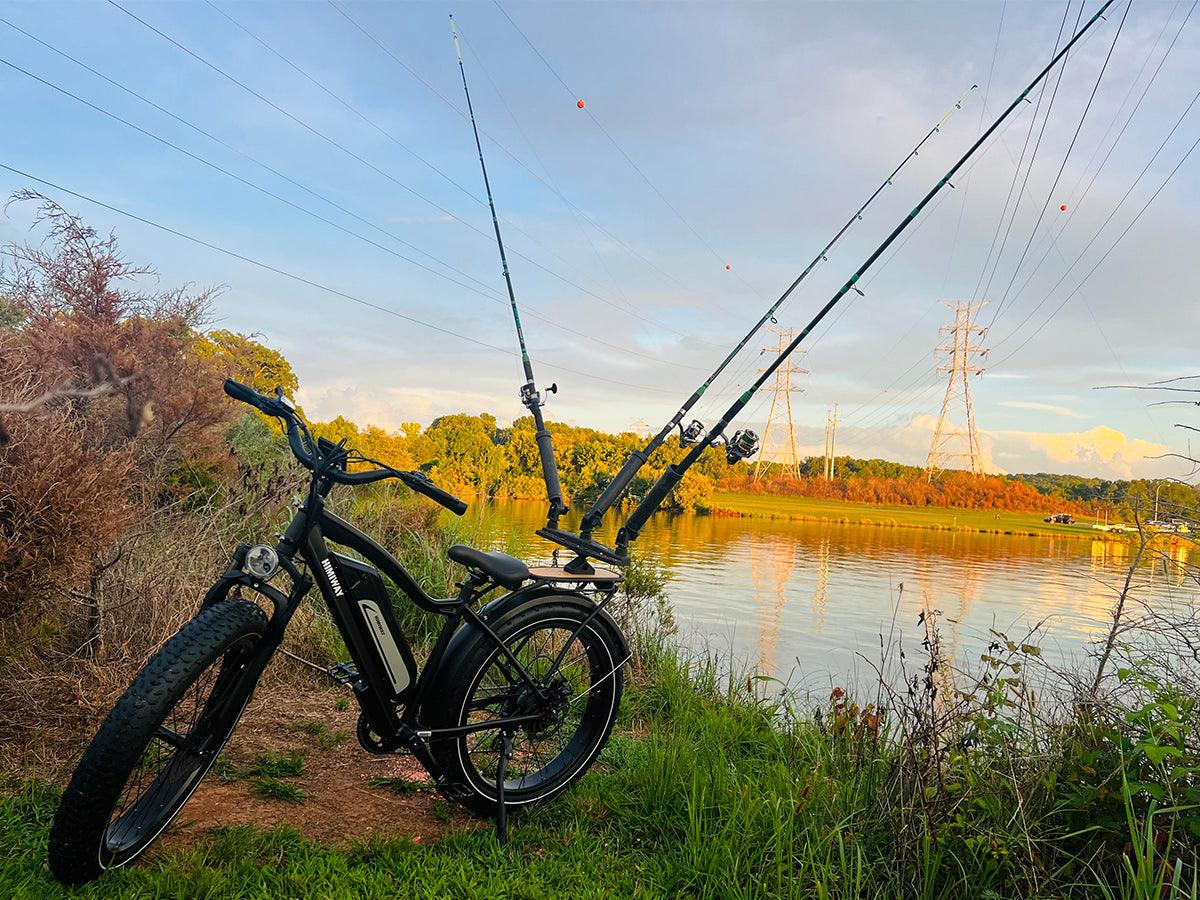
xmin=710 ymin=491 xmax=1103 ymax=538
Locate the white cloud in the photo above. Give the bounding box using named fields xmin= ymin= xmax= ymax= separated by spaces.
xmin=831 ymin=414 xmax=1179 ymax=479
xmin=999 ymin=400 xmax=1088 ymax=419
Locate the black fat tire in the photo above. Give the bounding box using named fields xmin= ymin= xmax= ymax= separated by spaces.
xmin=48 ymin=600 xmax=268 ymax=885
xmin=428 ymin=600 xmax=624 ymax=817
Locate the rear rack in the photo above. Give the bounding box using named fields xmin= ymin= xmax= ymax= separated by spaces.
xmin=527 ymin=565 xmax=623 ymax=585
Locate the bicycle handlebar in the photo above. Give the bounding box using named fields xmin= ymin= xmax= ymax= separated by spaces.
xmin=223 ymin=378 xmax=467 ymax=516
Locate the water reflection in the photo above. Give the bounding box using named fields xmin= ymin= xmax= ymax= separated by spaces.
xmin=469 ymin=501 xmax=1197 ymax=685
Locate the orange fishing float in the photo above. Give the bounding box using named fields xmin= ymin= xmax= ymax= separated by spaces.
xmin=725 ymin=264 xmax=731 ymax=270
xmin=1060 ymin=204 xmax=1068 ymax=211
xmin=577 ymin=99 xmax=585 ymax=109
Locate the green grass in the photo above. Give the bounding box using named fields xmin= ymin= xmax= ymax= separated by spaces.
xmin=368 ymin=776 xmax=427 ymax=796
xmin=711 ymin=490 xmax=1105 ymax=538
xmin=288 ymin=720 xmax=348 ymax=749
xmin=215 ymin=751 xmax=305 ymax=784
xmin=3 ymin=643 xmax=1195 ymax=898
xmin=248 ymin=776 xmax=305 ymax=804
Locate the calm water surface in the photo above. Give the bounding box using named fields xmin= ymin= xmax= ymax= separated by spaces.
xmin=467 ymin=501 xmax=1197 ymax=690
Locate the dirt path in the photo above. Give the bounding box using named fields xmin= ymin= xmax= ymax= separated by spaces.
xmin=154 ymin=685 xmax=480 ymax=853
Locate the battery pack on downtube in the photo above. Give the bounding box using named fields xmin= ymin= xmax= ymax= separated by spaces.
xmin=322 ymin=553 xmax=418 ymax=703
xmin=451 ymin=16 xmax=567 ymax=530
xmin=537 ymin=82 xmax=979 ymax=570
xmin=607 ymin=0 xmax=1116 ymax=560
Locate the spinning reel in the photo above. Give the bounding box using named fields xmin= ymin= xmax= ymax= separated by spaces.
xmin=724 ymin=428 xmax=760 ymax=464
xmin=520 ymin=381 xmax=557 ymax=410
xmin=677 ymin=418 xmax=759 ymax=464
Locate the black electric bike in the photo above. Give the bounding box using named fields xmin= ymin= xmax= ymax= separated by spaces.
xmin=48 ymin=379 xmax=628 ymax=885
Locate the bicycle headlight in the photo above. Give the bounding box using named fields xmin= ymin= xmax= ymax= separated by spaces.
xmin=244 ymin=545 xmax=280 ymax=581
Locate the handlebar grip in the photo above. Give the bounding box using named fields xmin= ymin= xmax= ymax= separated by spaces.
xmin=223 ymin=378 xmax=269 ymax=412
xmin=401 ymin=473 xmax=468 ymax=516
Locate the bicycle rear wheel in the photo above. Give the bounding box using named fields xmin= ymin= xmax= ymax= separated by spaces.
xmin=428 ymin=599 xmax=625 ymax=816
xmin=48 ymin=600 xmax=268 ymax=885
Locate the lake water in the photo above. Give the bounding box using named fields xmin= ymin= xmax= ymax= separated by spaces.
xmin=466 ymin=501 xmax=1197 ymax=692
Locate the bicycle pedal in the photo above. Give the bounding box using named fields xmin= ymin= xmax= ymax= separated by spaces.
xmin=327 ymin=661 xmax=360 ymax=685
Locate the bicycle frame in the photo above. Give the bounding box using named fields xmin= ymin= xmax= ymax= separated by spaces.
xmin=200 ymin=470 xmax=617 ymax=787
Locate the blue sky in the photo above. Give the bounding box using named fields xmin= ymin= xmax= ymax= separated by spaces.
xmin=1 ymin=0 xmax=1197 ymax=479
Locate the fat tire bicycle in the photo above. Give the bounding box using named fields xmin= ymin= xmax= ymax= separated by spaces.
xmin=48 ymin=379 xmax=627 ymax=885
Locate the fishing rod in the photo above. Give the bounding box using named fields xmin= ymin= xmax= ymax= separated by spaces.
xmin=451 ymin=15 xmax=567 ymax=530
xmin=556 ymin=0 xmax=1116 ymax=569
xmin=539 ymin=82 xmax=978 ymax=571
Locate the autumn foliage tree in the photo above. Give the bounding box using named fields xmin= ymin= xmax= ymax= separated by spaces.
xmin=0 ymin=194 xmax=232 ymax=655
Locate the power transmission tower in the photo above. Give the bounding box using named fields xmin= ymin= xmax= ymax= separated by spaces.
xmin=753 ymin=328 xmax=807 ymax=481
xmin=925 ymin=300 xmax=988 ymax=479
xmin=822 ymin=403 xmax=839 ymax=480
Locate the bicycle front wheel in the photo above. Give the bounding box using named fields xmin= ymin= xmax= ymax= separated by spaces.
xmin=48 ymin=599 xmax=268 ymax=885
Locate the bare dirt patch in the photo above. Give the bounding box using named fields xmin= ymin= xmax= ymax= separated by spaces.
xmin=153 ymin=684 xmax=481 ymax=853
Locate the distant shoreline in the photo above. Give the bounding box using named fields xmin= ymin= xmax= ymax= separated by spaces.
xmin=706 ymin=491 xmax=1141 ymax=541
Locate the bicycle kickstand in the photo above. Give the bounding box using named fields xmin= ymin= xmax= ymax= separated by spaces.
xmin=494 ymin=729 xmax=514 ymax=845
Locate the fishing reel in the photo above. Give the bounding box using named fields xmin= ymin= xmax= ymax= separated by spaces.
xmin=520 ymin=381 xmax=557 ymax=410
xmin=678 ymin=419 xmax=706 ymax=447
xmin=724 ymin=428 xmax=760 ymax=464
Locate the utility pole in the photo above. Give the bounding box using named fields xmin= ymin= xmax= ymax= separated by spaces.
xmin=753 ymin=328 xmax=807 ymax=482
xmin=823 ymin=403 xmax=839 ymax=480
xmin=925 ymin=300 xmax=988 ymax=479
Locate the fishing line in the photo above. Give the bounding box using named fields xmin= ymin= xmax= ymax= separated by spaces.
xmin=531 ymin=81 xmax=979 ymax=569
xmin=491 ymin=0 xmax=767 ymax=300
xmin=452 ymin=21 xmax=695 ymax=391
xmin=327 ymin=0 xmax=707 ymax=305
xmin=450 ymin=15 xmax=569 ymax=528
xmin=597 ymin=0 xmax=1119 ymax=564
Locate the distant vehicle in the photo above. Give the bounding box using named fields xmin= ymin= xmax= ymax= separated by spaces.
xmin=1147 ymin=519 xmax=1193 ymax=534
xmin=1043 ymin=513 xmax=1075 ymax=524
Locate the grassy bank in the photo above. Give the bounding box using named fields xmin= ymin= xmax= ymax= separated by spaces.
xmin=710 ymin=490 xmax=1108 ymax=539
xmin=4 ymin=632 xmax=1199 ymax=899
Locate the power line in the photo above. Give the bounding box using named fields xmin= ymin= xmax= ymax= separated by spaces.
xmin=989 ymin=124 xmax=1200 ymax=370
xmin=105 ymin=0 xmax=707 ymax=348
xmin=0 ymin=162 xmax=682 ymax=398
xmin=199 ymin=0 xmax=596 ymax=285
xmin=989 ymin=78 xmax=1200 ymax=360
xmin=986 ymin=0 xmax=1131 ymax=331
xmin=987 ymin=0 xmax=1195 ymax=332
xmin=972 ymin=0 xmax=1081 ymax=311
xmin=809 ymin=1 xmax=1158 ymax=440
xmin=0 ymin=53 xmax=697 ymax=374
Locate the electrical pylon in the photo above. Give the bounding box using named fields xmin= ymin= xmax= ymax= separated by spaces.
xmin=925 ymin=300 xmax=988 ymax=479
xmin=753 ymin=327 xmax=807 ymax=481
xmin=822 ymin=403 xmax=839 ymax=480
